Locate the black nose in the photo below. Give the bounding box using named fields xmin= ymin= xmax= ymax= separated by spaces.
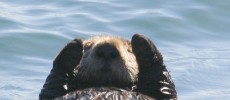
xmin=95 ymin=43 xmax=119 ymax=59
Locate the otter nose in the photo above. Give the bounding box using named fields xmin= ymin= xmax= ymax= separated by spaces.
xmin=95 ymin=44 xmax=119 ymax=59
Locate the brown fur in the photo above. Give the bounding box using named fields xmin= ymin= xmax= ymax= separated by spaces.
xmin=76 ymin=36 xmax=138 ymax=88
xmin=39 ymin=34 xmax=177 ymax=100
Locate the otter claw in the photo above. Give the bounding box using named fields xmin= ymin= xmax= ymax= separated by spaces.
xmin=53 ymin=38 xmax=83 ymax=72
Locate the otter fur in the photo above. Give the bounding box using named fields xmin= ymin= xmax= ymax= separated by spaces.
xmin=39 ymin=34 xmax=177 ymax=100
xmin=77 ymin=36 xmax=138 ymax=89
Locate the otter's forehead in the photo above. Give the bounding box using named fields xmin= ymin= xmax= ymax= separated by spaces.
xmin=83 ymin=36 xmax=130 ymax=47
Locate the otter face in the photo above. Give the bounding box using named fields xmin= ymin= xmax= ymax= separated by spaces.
xmin=77 ymin=36 xmax=138 ymax=87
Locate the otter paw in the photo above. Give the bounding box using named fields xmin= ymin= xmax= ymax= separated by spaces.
xmin=131 ymin=34 xmax=177 ymax=99
xmin=53 ymin=38 xmax=83 ymax=72
xmin=39 ymin=38 xmax=83 ymax=99
xmin=131 ymin=34 xmax=163 ymax=71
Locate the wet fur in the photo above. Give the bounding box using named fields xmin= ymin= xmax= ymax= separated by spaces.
xmin=76 ymin=36 xmax=138 ymax=88
xmin=39 ymin=34 xmax=177 ymax=100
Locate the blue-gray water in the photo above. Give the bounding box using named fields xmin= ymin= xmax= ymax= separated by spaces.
xmin=0 ymin=0 xmax=230 ymax=100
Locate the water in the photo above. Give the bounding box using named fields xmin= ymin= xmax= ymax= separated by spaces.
xmin=0 ymin=0 xmax=229 ymax=99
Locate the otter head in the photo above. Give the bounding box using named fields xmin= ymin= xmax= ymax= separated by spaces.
xmin=76 ymin=36 xmax=138 ymax=88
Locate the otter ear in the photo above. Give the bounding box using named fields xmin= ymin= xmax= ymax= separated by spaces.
xmin=131 ymin=34 xmax=163 ymax=70
xmin=53 ymin=38 xmax=83 ymax=72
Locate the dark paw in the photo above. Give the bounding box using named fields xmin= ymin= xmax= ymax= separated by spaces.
xmin=131 ymin=34 xmax=163 ymax=71
xmin=131 ymin=34 xmax=177 ymax=99
xmin=39 ymin=38 xmax=83 ymax=99
xmin=53 ymin=38 xmax=83 ymax=72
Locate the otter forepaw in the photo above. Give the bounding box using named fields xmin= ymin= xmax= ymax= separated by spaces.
xmin=131 ymin=34 xmax=163 ymax=70
xmin=131 ymin=34 xmax=177 ymax=99
xmin=53 ymin=38 xmax=83 ymax=72
xmin=39 ymin=38 xmax=83 ymax=99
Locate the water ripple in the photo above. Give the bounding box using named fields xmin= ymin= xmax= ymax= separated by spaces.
xmin=0 ymin=0 xmax=230 ymax=100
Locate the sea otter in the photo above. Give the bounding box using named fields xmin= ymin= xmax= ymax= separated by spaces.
xmin=39 ymin=34 xmax=177 ymax=100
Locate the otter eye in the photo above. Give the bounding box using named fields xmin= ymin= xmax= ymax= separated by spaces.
xmin=126 ymin=41 xmax=132 ymax=53
xmin=84 ymin=46 xmax=91 ymax=51
xmin=84 ymin=42 xmax=93 ymax=50
xmin=127 ymin=47 xmax=132 ymax=53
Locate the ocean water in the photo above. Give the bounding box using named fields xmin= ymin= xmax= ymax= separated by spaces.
xmin=0 ymin=0 xmax=230 ymax=100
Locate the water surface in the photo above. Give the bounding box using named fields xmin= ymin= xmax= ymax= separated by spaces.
xmin=0 ymin=0 xmax=230 ymax=100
